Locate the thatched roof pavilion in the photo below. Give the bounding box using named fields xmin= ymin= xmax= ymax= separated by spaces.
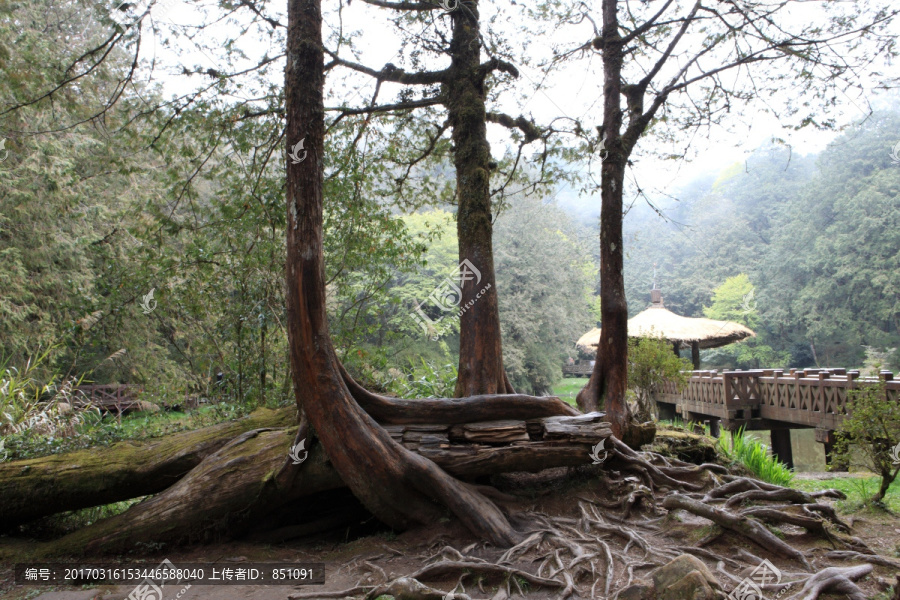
xmin=576 ymin=287 xmax=755 ymax=368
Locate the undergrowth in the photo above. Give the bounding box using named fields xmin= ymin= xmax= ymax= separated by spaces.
xmin=2 ymin=402 xmax=253 ymax=462
xmin=717 ymin=427 xmax=794 ymax=486
xmin=794 ymin=475 xmax=900 ymax=513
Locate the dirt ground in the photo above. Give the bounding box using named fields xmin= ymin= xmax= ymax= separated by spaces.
xmin=2 ymin=469 xmax=900 ymax=600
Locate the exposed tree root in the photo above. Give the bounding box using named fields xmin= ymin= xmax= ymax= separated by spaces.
xmin=723 ymin=486 xmax=845 ymax=509
xmin=785 ymin=564 xmax=873 ymax=600
xmin=363 ymin=577 xmax=459 ymax=600
xmin=606 ymin=437 xmax=714 ymax=492
xmin=662 ymin=493 xmax=813 ymax=569
xmin=825 ymin=550 xmax=900 ymax=568
xmin=339 ymin=362 xmax=577 ymax=425
xmin=294 ymin=459 xmax=885 ymax=600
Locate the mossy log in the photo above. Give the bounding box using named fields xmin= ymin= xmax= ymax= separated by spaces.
xmin=31 ymin=413 xmax=612 ymax=556
xmin=0 ymin=407 xmax=296 ymax=529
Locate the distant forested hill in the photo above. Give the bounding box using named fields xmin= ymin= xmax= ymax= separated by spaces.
xmin=619 ymin=109 xmax=900 ymax=370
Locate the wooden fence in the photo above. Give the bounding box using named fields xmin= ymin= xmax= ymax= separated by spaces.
xmin=74 ymin=384 xmax=144 ymax=414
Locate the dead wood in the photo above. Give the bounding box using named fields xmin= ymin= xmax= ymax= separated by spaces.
xmin=0 ymin=406 xmax=295 ymax=529
xmin=26 ymin=413 xmax=612 ymax=555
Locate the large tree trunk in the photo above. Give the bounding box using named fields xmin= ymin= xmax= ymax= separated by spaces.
xmin=285 ymin=0 xmax=517 ymax=546
xmin=0 ymin=406 xmax=294 ymax=529
xmin=448 ymin=3 xmax=513 ymax=397
xmin=576 ymin=0 xmax=632 ymax=443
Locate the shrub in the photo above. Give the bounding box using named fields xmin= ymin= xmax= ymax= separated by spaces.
xmin=380 ymin=358 xmax=457 ymax=398
xmin=628 ymin=336 xmax=691 ymax=421
xmin=833 ymin=380 xmax=900 ymax=504
xmin=0 ymin=350 xmax=96 ymax=446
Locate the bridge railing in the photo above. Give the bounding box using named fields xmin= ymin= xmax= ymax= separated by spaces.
xmin=73 ymin=384 xmax=144 ymax=414
xmin=661 ymin=368 xmax=899 ymax=428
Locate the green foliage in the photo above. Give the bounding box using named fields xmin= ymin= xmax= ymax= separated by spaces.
xmin=379 ymin=359 xmax=458 ymax=399
xmin=494 ymin=196 xmax=596 ymax=395
xmin=703 ymin=273 xmax=758 ymax=329
xmin=551 ymin=377 xmax=589 ymax=407
xmin=702 ymin=275 xmax=789 ymax=369
xmin=2 ymin=401 xmax=251 ymax=462
xmin=833 ymin=381 xmax=900 ymax=503
xmin=793 ymin=475 xmax=900 ymax=513
xmin=624 ymin=110 xmax=900 ymax=369
xmin=717 ymin=427 xmax=794 ymax=486
xmin=627 ymin=336 xmax=691 ymax=420
xmin=0 ymin=350 xmax=95 ymax=445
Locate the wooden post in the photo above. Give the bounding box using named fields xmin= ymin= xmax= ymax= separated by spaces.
xmin=691 ymin=341 xmax=700 ymax=370
xmin=673 ymin=341 xmax=680 ymax=358
xmin=770 ymin=429 xmax=794 ymax=470
xmin=708 ymin=417 xmax=721 ymax=438
xmin=816 ymin=428 xmax=847 ymax=472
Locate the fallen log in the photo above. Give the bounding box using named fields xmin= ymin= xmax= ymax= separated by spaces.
xmin=30 ymin=414 xmax=613 ymax=556
xmin=0 ymin=406 xmax=296 ymax=529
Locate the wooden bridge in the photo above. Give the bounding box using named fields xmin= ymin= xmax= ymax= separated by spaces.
xmin=74 ymin=384 xmax=144 ymax=414
xmin=654 ymin=368 xmax=900 ymax=469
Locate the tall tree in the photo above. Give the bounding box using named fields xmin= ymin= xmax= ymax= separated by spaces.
xmin=324 ymin=2 xmax=553 ymax=396
xmin=564 ymin=0 xmax=899 ymax=444
xmin=285 ymin=0 xmax=581 ymax=546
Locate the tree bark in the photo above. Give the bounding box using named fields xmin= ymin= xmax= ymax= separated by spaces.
xmin=27 ymin=414 xmax=611 ymax=555
xmin=448 ymin=2 xmax=512 ymax=397
xmin=0 ymin=406 xmax=294 ymax=529
xmin=37 ymin=427 xmax=342 ymax=556
xmin=285 ymin=0 xmax=517 ymax=546
xmin=577 ymin=0 xmax=635 ymax=446
xmin=340 ymin=362 xmax=577 ymax=425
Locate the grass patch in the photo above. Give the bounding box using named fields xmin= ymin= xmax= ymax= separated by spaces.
xmin=717 ymin=427 xmax=794 ymax=486
xmin=793 ymin=475 xmax=900 ymax=512
xmin=552 ymin=378 xmax=588 ymax=406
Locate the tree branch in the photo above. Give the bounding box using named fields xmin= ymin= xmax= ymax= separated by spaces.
xmin=324 ymin=49 xmax=448 ymax=85
xmin=486 ymin=112 xmax=542 ymax=143
xmin=359 ymin=0 xmax=443 ymax=10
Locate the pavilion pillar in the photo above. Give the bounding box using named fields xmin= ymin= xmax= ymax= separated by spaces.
xmin=770 ymin=429 xmax=794 ymax=470
xmin=672 ymin=341 xmax=680 ymax=358
xmin=691 ymin=341 xmax=700 ymax=370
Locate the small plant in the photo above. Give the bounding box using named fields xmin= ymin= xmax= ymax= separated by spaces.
xmin=627 ymin=336 xmax=691 ymax=422
xmin=382 ymin=358 xmax=457 ymax=398
xmin=833 ymin=380 xmax=900 ymax=504
xmin=717 ymin=427 xmax=794 ymax=486
xmin=0 ymin=350 xmax=96 ymax=446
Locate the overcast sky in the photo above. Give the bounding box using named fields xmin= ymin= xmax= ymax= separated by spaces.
xmin=141 ymin=0 xmax=896 ymax=219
